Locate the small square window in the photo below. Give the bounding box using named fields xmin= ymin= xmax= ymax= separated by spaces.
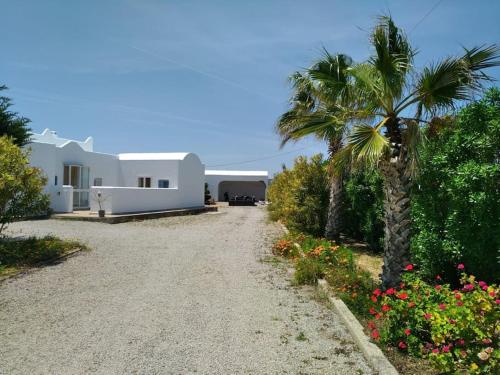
xmin=93 ymin=178 xmax=103 ymax=186
xmin=158 ymin=179 xmax=169 ymax=188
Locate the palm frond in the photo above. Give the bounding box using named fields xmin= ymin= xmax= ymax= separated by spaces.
xmin=348 ymin=120 xmax=389 ymax=164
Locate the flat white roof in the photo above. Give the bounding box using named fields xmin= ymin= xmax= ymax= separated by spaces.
xmin=205 ymin=170 xmax=268 ymax=177
xmin=118 ymin=153 xmax=189 ymax=161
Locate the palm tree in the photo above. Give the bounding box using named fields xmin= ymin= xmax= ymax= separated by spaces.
xmin=276 ymin=53 xmax=354 ymax=240
xmin=326 ymin=16 xmax=500 ymax=288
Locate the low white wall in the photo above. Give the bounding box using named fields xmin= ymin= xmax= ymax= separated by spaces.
xmin=90 ymin=187 xmax=203 ymax=214
xmin=49 ymin=185 xmax=73 ymax=213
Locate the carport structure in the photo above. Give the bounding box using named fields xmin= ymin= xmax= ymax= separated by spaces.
xmin=205 ymin=170 xmax=269 ymax=201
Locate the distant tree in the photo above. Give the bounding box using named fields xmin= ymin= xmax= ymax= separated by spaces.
xmin=0 ymin=136 xmax=49 ymax=235
xmin=0 ymin=85 xmax=31 ymax=147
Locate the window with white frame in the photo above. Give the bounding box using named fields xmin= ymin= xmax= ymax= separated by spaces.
xmin=138 ymin=177 xmax=152 ymax=188
xmin=158 ymin=179 xmax=169 ymax=188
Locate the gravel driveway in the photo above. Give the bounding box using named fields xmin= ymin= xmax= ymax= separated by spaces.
xmin=0 ymin=207 xmax=373 ymax=375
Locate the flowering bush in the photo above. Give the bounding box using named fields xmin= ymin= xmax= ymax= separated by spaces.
xmin=272 ymin=239 xmax=295 ymax=257
xmin=367 ymin=264 xmax=499 ymax=374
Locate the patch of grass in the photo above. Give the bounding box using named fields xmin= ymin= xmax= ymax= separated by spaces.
xmin=295 ymin=331 xmax=307 ymax=341
xmin=0 ymin=235 xmax=87 ymax=276
xmin=293 ymin=257 xmax=325 ymax=285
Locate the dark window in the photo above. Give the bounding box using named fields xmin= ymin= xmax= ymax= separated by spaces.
xmin=54 ymin=176 xmax=58 ymax=186
xmin=93 ymin=177 xmax=103 ymax=186
xmin=158 ymin=179 xmax=169 ymax=188
xmin=138 ymin=177 xmax=152 ymax=188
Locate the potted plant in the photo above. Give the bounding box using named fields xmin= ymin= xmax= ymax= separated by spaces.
xmin=92 ymin=190 xmax=107 ymax=218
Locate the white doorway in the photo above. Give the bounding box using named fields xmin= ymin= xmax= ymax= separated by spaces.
xmin=63 ymin=165 xmax=90 ymax=209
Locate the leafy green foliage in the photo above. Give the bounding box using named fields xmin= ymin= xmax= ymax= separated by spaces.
xmin=342 ymin=169 xmax=384 ymax=252
xmin=267 ymin=154 xmax=329 ymax=236
xmin=368 ymin=267 xmax=499 ymax=374
xmin=411 ymin=89 xmax=500 ymax=283
xmin=0 ymin=136 xmax=49 ymax=234
xmin=0 ymin=86 xmax=31 ymax=147
xmin=294 ymin=257 xmax=325 ymax=285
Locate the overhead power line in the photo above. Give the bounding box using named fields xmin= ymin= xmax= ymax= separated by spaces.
xmin=206 ymin=146 xmax=313 ymax=168
xmin=409 ymin=0 xmax=445 ymax=34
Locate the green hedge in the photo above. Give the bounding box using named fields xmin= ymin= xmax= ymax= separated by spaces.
xmin=411 ymin=88 xmax=500 ymax=283
xmin=267 ymin=154 xmax=329 ymax=237
xmin=342 ymin=169 xmax=384 ymax=252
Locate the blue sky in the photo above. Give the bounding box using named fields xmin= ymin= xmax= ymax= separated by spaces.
xmin=2 ymin=0 xmax=499 ymax=175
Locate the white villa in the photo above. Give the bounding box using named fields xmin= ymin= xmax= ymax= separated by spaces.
xmin=27 ymin=129 xmax=268 ymax=214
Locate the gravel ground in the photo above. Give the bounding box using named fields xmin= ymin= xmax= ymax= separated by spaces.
xmin=0 ymin=206 xmax=373 ymax=375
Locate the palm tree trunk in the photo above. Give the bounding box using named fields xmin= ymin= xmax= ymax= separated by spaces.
xmin=380 ymin=156 xmax=412 ymax=289
xmin=325 ymin=139 xmax=343 ymax=241
xmin=325 ymin=174 xmax=343 ymax=240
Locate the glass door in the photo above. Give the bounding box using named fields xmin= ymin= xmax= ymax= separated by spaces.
xmin=63 ymin=165 xmax=90 ymax=209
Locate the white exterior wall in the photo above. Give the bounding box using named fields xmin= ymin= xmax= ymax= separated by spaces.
xmin=27 ymin=130 xmax=205 ymax=214
xmin=205 ymin=171 xmax=269 ymax=201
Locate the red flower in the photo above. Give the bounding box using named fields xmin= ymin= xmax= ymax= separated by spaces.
xmin=408 ymin=302 xmax=416 ymax=308
xmin=439 ymin=303 xmax=446 ymax=311
xmin=369 ymin=307 xmax=376 ymax=315
xmin=424 ymin=313 xmax=432 ymax=320
xmin=496 ymin=299 xmax=500 ymax=305
xmin=386 ymin=288 xmax=395 ymax=295
xmin=435 ymin=285 xmax=442 ymax=290
xmin=442 ymin=345 xmax=450 ymax=353
xmin=404 ymin=264 xmax=413 ymax=271
xmin=455 ymin=293 xmax=462 ymax=300
xmin=435 ymin=275 xmax=442 ymax=280
xmin=457 ymin=263 xmax=465 ymax=270
xmin=373 ymin=288 xmax=381 ymax=297
xmin=482 ymin=338 xmax=492 ymax=345
xmin=375 ymin=313 xmax=382 ymax=320
xmin=456 ymin=339 xmax=465 ymax=346
xmin=381 ymin=304 xmax=391 ymax=312
xmin=370 ymin=295 xmax=378 ymax=302
xmin=489 ymin=291 xmax=495 ymax=297
xmin=397 ymin=292 xmax=408 ymax=300
xmin=398 ymin=341 xmax=407 ymax=350
xmin=404 ymin=329 xmax=411 ymax=336
xmin=371 ymin=329 xmax=380 ymax=340
xmin=456 ymin=301 xmax=464 ymax=307
xmin=482 ymin=285 xmax=488 ymax=291
xmin=479 ymin=281 xmax=487 ymax=288
xmin=432 ymin=348 xmax=439 ymax=354
xmin=367 ymin=321 xmax=376 ymax=330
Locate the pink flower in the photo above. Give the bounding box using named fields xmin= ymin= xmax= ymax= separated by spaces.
xmin=435 ymin=275 xmax=442 ymax=280
xmin=375 ymin=313 xmax=381 ymax=320
xmin=432 ymin=348 xmax=439 ymax=354
xmin=435 ymin=285 xmax=442 ymax=290
xmin=478 ymin=281 xmax=487 ymax=287
xmin=404 ymin=264 xmax=413 ymax=271
xmin=456 ymin=301 xmax=464 ymax=307
xmin=482 ymin=338 xmax=492 ymax=345
xmin=464 ymin=284 xmax=474 ymax=291
xmin=482 ymin=285 xmax=488 ymax=291
xmin=457 ymin=263 xmax=465 ymax=270
xmin=489 ymin=291 xmax=495 ymax=297
xmin=404 ymin=329 xmax=411 ymax=336
xmin=439 ymin=303 xmax=446 ymax=311
xmin=496 ymin=299 xmax=500 ymax=305
xmin=456 ymin=339 xmax=465 ymax=346
xmin=398 ymin=341 xmax=407 ymax=350
xmin=424 ymin=313 xmax=432 ymax=320
xmin=367 ymin=321 xmax=376 ymax=330
xmin=442 ymin=345 xmax=450 ymax=353
xmin=369 ymin=308 xmax=376 ymax=315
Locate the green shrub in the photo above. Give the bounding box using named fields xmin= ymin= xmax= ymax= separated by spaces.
xmin=0 ymin=136 xmax=49 ymax=234
xmin=342 ymin=169 xmax=384 ymax=252
xmin=267 ymin=154 xmax=329 ymax=236
xmin=367 ymin=265 xmax=499 ymax=374
xmin=294 ymin=257 xmax=325 ymax=285
xmin=0 ymin=236 xmax=86 ymax=269
xmin=411 ymin=89 xmax=500 ymax=283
